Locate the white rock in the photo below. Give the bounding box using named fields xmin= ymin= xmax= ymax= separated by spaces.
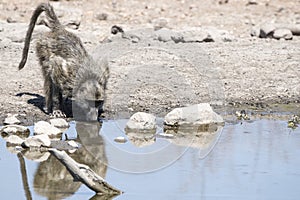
xmin=68 ymin=149 xmax=77 ymax=154
xmin=34 ymin=121 xmax=62 ymax=136
xmin=67 ymin=140 xmax=79 ymax=148
xmin=50 ymin=118 xmax=69 ymax=128
xmin=4 ymin=114 xmax=20 ymax=125
xmin=0 ymin=125 xmax=30 ymax=137
xmin=6 ymin=135 xmax=25 ymax=145
xmin=126 ymin=112 xmax=156 ymax=130
xmin=155 ymin=28 xmax=178 ymax=42
xmin=164 ymin=103 xmax=224 ymax=126
xmin=205 ymin=27 xmax=235 ymax=42
xmin=23 ymin=134 xmax=51 ymax=148
xmin=23 ymin=151 xmax=51 ymax=162
xmin=273 ymin=28 xmax=293 ymax=40
xmin=178 ymin=27 xmax=209 ymax=43
xmin=259 ymin=23 xmax=276 ymax=38
xmin=114 ymin=136 xmax=127 ymax=143
xmin=152 ymin=17 xmax=169 ymax=30
xmin=156 ymin=133 xmax=174 ymax=138
xmin=250 ymin=27 xmax=260 ymax=37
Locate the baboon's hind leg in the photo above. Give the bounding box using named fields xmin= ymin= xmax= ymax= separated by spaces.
xmin=43 ymin=75 xmax=53 ymax=114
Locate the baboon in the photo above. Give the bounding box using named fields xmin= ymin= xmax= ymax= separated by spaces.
xmin=18 ymin=3 xmax=109 ymax=121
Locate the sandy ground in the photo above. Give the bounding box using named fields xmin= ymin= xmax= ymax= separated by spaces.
xmin=0 ymin=0 xmax=299 ymax=125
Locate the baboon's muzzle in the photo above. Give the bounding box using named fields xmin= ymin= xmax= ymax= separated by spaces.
xmin=72 ymin=99 xmax=104 ymax=122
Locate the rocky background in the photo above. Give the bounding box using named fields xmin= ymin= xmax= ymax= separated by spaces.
xmin=0 ymin=0 xmax=299 ymax=125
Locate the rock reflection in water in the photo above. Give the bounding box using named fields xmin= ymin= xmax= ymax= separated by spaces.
xmin=125 ymin=130 xmax=156 ymax=147
xmin=102 ymin=119 xmax=223 ymax=173
xmin=34 ymin=121 xmax=108 ymax=199
xmin=126 ymin=124 xmax=223 ymax=149
xmin=123 ymin=123 xmax=222 ymax=150
xmin=164 ymin=124 xmax=223 ymax=159
xmin=164 ymin=124 xmax=222 ymax=149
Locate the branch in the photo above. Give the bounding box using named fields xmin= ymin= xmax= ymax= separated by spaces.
xmin=49 ymin=148 xmax=122 ymax=195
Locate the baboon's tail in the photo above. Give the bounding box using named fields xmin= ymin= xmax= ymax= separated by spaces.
xmin=18 ymin=3 xmax=61 ymax=70
xmin=100 ymin=58 xmax=110 ymax=89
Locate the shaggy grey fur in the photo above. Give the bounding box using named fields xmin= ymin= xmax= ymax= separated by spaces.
xmin=18 ymin=3 xmax=109 ymax=121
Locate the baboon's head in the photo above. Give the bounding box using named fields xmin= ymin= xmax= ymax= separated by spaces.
xmin=76 ymin=79 xmax=105 ymax=101
xmin=73 ymin=79 xmax=106 ymax=121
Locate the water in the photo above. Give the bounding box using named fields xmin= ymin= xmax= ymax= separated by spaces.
xmin=1 ymin=118 xmax=300 ymax=200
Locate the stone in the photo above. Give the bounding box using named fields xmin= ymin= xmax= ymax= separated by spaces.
xmin=0 ymin=125 xmax=30 ymax=138
xmin=4 ymin=114 xmax=20 ymax=125
xmin=34 ymin=121 xmax=62 ymax=136
xmin=67 ymin=140 xmax=79 ymax=148
xmin=125 ymin=112 xmax=156 ymax=130
xmin=22 ymin=134 xmax=51 ymax=148
xmin=23 ymin=151 xmax=51 ymax=162
xmin=152 ymin=18 xmax=169 ymax=30
xmin=49 ymin=118 xmax=69 ymax=128
xmin=250 ymin=27 xmax=260 ymax=37
xmin=205 ymin=27 xmax=235 ymax=42
xmin=95 ymin=13 xmax=108 ymax=21
xmin=247 ymin=0 xmax=258 ymax=5
xmin=155 ymin=28 xmax=180 ymax=42
xmin=218 ymin=0 xmax=229 ymax=4
xmin=273 ymin=28 xmax=293 ymax=40
xmin=164 ymin=103 xmax=224 ymax=126
xmin=6 ymin=17 xmax=17 ymax=23
xmin=156 ymin=133 xmax=174 ymax=138
xmin=259 ymin=23 xmax=276 ymax=38
xmin=177 ymin=27 xmax=209 ymax=43
xmin=173 ymin=27 xmax=234 ymax=43
xmin=114 ymin=136 xmax=127 ymax=143
xmin=6 ymin=135 xmax=25 ymax=145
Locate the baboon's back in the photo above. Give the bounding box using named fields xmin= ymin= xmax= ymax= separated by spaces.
xmin=36 ymin=28 xmax=89 ymax=96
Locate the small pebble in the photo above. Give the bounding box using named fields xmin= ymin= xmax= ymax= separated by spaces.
xmin=15 ymin=146 xmax=23 ymax=151
xmin=67 ymin=140 xmax=79 ymax=148
xmin=7 ymin=17 xmax=17 ymax=23
xmin=114 ymin=136 xmax=127 ymax=143
xmin=156 ymin=133 xmax=174 ymax=138
xmin=247 ymin=0 xmax=258 ymax=5
xmin=96 ymin=13 xmax=108 ymax=21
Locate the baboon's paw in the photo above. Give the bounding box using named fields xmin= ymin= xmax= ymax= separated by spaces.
xmin=50 ymin=110 xmax=66 ymax=118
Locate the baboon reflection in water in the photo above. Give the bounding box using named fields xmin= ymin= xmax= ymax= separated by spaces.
xmin=34 ymin=122 xmax=108 ymax=199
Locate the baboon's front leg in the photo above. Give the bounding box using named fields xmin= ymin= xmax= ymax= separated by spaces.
xmin=50 ymin=86 xmax=66 ymax=118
